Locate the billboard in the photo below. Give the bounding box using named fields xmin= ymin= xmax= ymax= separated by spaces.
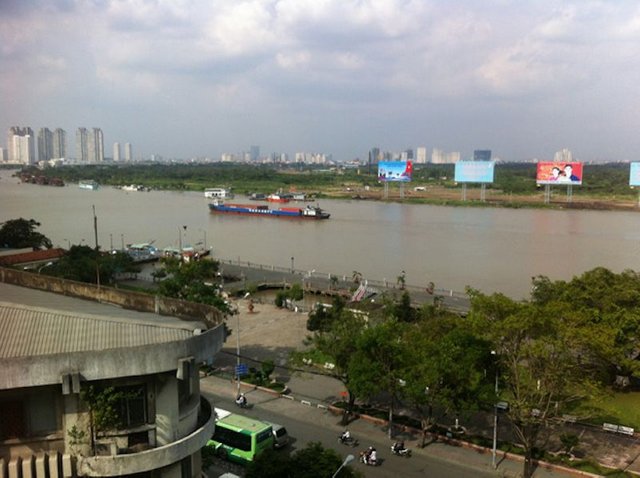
xmin=536 ymin=162 xmax=583 ymax=185
xmin=378 ymin=161 xmax=413 ymax=182
xmin=630 ymin=162 xmax=640 ymax=186
xmin=455 ymin=161 xmax=495 ymax=183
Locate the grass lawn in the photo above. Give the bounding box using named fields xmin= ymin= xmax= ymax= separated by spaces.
xmin=579 ymin=390 xmax=640 ymax=429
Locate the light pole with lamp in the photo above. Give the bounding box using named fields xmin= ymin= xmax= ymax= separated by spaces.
xmin=290 ymin=256 xmax=294 ymax=273
xmin=491 ymin=350 xmax=499 ymax=469
xmin=331 ymin=454 xmax=355 ymax=478
xmin=235 ymin=292 xmax=250 ymax=396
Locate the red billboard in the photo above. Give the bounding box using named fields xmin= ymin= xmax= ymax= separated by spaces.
xmin=536 ymin=162 xmax=583 ymax=185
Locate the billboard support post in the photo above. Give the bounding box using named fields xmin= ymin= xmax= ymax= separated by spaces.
xmin=481 ymin=183 xmax=486 ymax=202
xmin=544 ymin=185 xmax=550 ymax=204
xmin=461 ymin=183 xmax=467 ymax=201
xmin=567 ymin=185 xmax=573 ymax=203
xmin=400 ymin=182 xmax=404 ymax=199
xmin=383 ymin=182 xmax=389 ymax=200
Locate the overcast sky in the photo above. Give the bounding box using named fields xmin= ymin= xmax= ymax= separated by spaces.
xmin=2 ymin=0 xmax=640 ymax=162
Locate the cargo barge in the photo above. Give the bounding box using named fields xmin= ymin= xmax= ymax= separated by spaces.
xmin=208 ymin=200 xmax=330 ymax=219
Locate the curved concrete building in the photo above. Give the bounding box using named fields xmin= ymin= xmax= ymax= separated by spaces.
xmin=0 ymin=283 xmax=226 ymax=478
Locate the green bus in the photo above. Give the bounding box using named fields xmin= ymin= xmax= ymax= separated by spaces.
xmin=207 ymin=408 xmax=274 ymax=464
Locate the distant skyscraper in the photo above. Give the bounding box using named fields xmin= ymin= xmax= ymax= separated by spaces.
xmin=113 ymin=142 xmax=121 ymax=162
xmin=8 ymin=127 xmax=35 ymax=164
xmin=431 ymin=148 xmax=460 ymax=164
xmin=250 ymin=145 xmax=260 ymax=161
xmin=416 ymin=147 xmax=427 ymax=164
xmin=87 ymin=128 xmax=104 ymax=163
xmin=554 ymin=148 xmax=573 ymax=163
xmin=473 ymin=150 xmax=492 ymax=161
xmin=52 ymin=128 xmax=66 ymax=159
xmin=124 ymin=142 xmax=132 ymax=161
xmin=37 ymin=128 xmax=53 ymax=163
xmin=0 ymin=147 xmax=7 ymax=162
xmin=76 ymin=128 xmax=88 ymax=162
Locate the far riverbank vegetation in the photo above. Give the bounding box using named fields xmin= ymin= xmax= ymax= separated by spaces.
xmin=15 ymin=162 xmax=640 ymax=211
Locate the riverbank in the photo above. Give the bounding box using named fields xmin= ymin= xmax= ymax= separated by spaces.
xmin=321 ymin=185 xmax=640 ymax=212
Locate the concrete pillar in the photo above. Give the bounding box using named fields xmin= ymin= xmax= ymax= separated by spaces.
xmin=62 ymin=394 xmax=91 ymax=457
xmin=155 ymin=374 xmax=179 ymax=446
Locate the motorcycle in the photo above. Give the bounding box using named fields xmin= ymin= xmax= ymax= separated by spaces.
xmin=235 ymin=397 xmax=248 ymax=409
xmin=359 ymin=450 xmax=380 ymax=466
xmin=390 ymin=444 xmax=411 ymax=457
xmin=338 ymin=434 xmax=359 ymax=447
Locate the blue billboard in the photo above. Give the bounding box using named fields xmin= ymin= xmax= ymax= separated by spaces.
xmin=454 ymin=161 xmax=495 ymax=183
xmin=630 ymin=162 xmax=640 ymax=186
xmin=378 ymin=161 xmax=413 ymax=182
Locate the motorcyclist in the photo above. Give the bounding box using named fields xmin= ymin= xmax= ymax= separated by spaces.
xmin=392 ymin=440 xmax=405 ymax=453
xmin=235 ymin=393 xmax=247 ymax=407
xmin=368 ymin=447 xmax=377 ymax=465
xmin=340 ymin=429 xmax=351 ymax=443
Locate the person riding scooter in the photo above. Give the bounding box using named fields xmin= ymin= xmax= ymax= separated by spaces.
xmin=235 ymin=393 xmax=247 ymax=408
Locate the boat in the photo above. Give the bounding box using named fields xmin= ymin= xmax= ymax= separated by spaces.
xmin=266 ymin=193 xmax=292 ymax=203
xmin=208 ymin=200 xmax=330 ymax=219
xmin=249 ymin=193 xmax=267 ymax=201
xmin=78 ymin=180 xmax=99 ymax=190
xmin=204 ymin=187 xmax=234 ymax=199
xmin=124 ymin=243 xmax=160 ymax=263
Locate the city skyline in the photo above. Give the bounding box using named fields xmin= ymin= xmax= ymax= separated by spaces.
xmin=2 ymin=1 xmax=640 ymax=162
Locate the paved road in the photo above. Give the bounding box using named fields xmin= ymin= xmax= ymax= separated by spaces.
xmin=201 ymin=375 xmax=580 ymax=478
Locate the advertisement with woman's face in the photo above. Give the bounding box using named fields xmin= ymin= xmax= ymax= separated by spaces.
xmin=536 ymin=162 xmax=583 ymax=185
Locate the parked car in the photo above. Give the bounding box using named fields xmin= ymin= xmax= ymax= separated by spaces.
xmin=264 ymin=421 xmax=289 ymax=449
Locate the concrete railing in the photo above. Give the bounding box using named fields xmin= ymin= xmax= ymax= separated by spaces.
xmin=0 ymin=267 xmax=224 ymax=328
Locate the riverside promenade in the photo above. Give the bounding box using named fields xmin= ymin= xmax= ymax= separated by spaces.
xmin=214 ymin=258 xmax=472 ymax=313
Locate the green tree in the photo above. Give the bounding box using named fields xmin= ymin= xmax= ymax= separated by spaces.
xmin=301 ymin=298 xmax=366 ymax=424
xmin=532 ymin=268 xmax=640 ymax=387
xmin=401 ymin=316 xmax=494 ymax=447
xmin=0 ymin=218 xmax=52 ymax=249
xmin=46 ymin=245 xmax=138 ymax=285
xmin=468 ymin=290 xmax=606 ymax=478
xmin=348 ymin=320 xmax=408 ymax=437
xmin=246 ymin=442 xmax=360 ymax=478
xmin=155 ymin=257 xmax=231 ymax=313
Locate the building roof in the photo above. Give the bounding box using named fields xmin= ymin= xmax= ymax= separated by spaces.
xmin=0 ymin=301 xmax=200 ymax=359
xmin=0 ymin=247 xmax=66 ymax=266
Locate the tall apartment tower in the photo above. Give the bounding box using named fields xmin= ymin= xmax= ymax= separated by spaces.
xmin=416 ymin=147 xmax=428 ymax=164
xmin=76 ymin=128 xmax=88 ymax=162
xmin=473 ymin=150 xmax=492 ymax=161
xmin=37 ymin=128 xmax=53 ymax=163
xmin=250 ymin=145 xmax=260 ymax=161
xmin=88 ymin=128 xmax=104 ymax=163
xmin=554 ymin=148 xmax=573 ymax=163
xmin=113 ymin=142 xmax=121 ymax=162
xmin=8 ymin=127 xmax=35 ymax=164
xmin=124 ymin=142 xmax=132 ymax=161
xmin=52 ymin=128 xmax=66 ymax=159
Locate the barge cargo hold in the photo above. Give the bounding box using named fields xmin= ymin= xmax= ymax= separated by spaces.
xmin=208 ymin=200 xmax=330 ymax=219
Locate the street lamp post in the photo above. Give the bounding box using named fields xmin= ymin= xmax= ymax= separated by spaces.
xmin=331 ymin=454 xmax=355 ymax=478
xmin=491 ymin=350 xmax=499 ymax=469
xmin=290 ymin=256 xmax=294 ymax=273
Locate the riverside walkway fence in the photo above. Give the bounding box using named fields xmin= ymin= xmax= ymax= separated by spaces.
xmin=216 ymin=258 xmax=471 ymax=313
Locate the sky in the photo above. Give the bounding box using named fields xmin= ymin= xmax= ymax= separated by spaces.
xmin=2 ymin=0 xmax=640 ymax=162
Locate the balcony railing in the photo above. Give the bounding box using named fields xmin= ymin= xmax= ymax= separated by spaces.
xmin=79 ymin=396 xmax=214 ymax=476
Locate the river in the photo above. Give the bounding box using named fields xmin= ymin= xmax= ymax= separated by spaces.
xmin=2 ymin=169 xmax=638 ymax=298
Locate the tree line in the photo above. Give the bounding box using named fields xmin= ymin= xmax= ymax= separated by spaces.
xmin=297 ymin=267 xmax=640 ymax=478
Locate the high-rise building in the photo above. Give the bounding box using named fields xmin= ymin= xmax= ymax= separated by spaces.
xmin=8 ymin=127 xmax=35 ymax=164
xmin=554 ymin=148 xmax=573 ymax=163
xmin=431 ymin=148 xmax=460 ymax=164
xmin=113 ymin=142 xmax=121 ymax=162
xmin=473 ymin=150 xmax=492 ymax=161
xmin=124 ymin=142 xmax=132 ymax=161
xmin=250 ymin=145 xmax=260 ymax=161
xmin=76 ymin=128 xmax=88 ymax=162
xmin=37 ymin=128 xmax=53 ymax=163
xmin=416 ymin=147 xmax=428 ymax=164
xmin=0 ymin=148 xmax=7 ymax=162
xmin=52 ymin=128 xmax=66 ymax=159
xmin=88 ymin=128 xmax=104 ymax=163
